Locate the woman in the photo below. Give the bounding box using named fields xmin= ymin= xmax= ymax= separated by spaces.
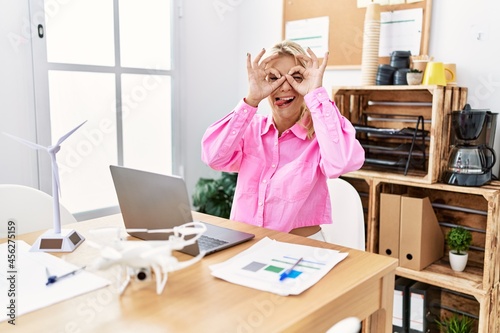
xmin=201 ymin=40 xmax=364 ymax=240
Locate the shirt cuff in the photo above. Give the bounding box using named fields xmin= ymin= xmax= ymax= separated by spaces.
xmin=242 ymin=98 xmax=260 ymax=110
xmin=304 ymin=87 xmax=330 ymax=109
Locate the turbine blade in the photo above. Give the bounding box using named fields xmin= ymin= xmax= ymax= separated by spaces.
xmin=55 ymin=120 xmax=87 ymax=146
xmin=3 ymin=132 xmax=47 ymax=150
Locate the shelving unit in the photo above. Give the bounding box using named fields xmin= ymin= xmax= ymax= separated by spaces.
xmin=333 ymin=85 xmax=499 ymax=332
xmin=333 ymin=85 xmax=468 ymax=184
xmin=354 ymin=114 xmax=428 ymax=175
xmin=344 ymin=175 xmax=500 ymax=333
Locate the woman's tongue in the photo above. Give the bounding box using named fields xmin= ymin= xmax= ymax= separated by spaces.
xmin=275 ymin=97 xmax=294 ymax=107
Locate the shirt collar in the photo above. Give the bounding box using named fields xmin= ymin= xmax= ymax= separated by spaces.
xmin=261 ymin=115 xmax=308 ymax=140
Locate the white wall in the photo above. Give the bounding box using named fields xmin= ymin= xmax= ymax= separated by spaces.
xmin=180 ymin=0 xmax=284 ymax=194
xmin=429 ymin=0 xmax=500 ymax=175
xmin=0 ymin=0 xmax=39 ymax=187
xmin=2 ymin=0 xmax=500 ymax=205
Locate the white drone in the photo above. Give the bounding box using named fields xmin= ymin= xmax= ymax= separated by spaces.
xmin=88 ymin=221 xmax=207 ymax=295
xmin=4 ymin=121 xmax=87 ymax=252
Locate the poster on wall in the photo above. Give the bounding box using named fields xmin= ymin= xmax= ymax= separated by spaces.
xmin=285 ymin=16 xmax=329 ymax=56
xmin=378 ymin=8 xmax=423 ymax=57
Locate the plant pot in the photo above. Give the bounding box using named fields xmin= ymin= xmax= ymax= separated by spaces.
xmin=406 ymin=72 xmax=423 ymax=85
xmin=449 ymin=250 xmax=468 ymax=272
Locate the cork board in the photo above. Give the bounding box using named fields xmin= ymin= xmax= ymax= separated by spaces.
xmin=283 ymin=0 xmax=432 ymax=69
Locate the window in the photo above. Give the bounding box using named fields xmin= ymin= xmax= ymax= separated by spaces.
xmin=32 ymin=0 xmax=177 ymax=219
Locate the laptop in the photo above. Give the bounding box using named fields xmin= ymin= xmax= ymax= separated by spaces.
xmin=109 ymin=165 xmax=254 ymax=256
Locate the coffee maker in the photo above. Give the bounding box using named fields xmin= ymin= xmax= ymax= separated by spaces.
xmin=443 ymin=104 xmax=497 ymax=186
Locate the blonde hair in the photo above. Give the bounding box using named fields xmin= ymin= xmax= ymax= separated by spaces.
xmin=267 ymin=40 xmax=315 ymax=139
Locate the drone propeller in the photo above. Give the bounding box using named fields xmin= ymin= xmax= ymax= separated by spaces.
xmin=100 ymin=246 xmax=123 ymax=260
xmin=126 ymin=228 xmax=174 ymax=234
xmin=126 ymin=222 xmax=207 ymax=237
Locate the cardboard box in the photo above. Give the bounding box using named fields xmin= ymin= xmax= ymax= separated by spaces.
xmin=379 ymin=193 xmax=401 ymax=259
xmin=399 ymin=196 xmax=444 ymax=271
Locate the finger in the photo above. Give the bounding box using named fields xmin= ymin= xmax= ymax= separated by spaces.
xmin=284 ymin=74 xmax=301 ymax=91
xmin=246 ymin=52 xmax=253 ymax=70
xmin=306 ymin=47 xmax=318 ymax=59
xmin=306 ymin=47 xmax=319 ymax=67
xmin=266 ymin=67 xmax=282 ymax=79
xmin=259 ymin=53 xmax=279 ymax=69
xmin=253 ymin=48 xmax=267 ymax=66
xmin=270 ymin=76 xmax=287 ymax=90
xmin=319 ymin=51 xmax=329 ymax=71
xmin=295 ymin=54 xmax=313 ymax=68
xmin=288 ymin=65 xmax=305 ymax=76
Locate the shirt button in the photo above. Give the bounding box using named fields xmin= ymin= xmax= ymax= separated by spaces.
xmin=272 ymin=164 xmax=276 ymax=168
xmin=325 ymin=113 xmax=330 ymax=117
xmin=243 ymin=109 xmax=248 ymax=113
xmin=231 ymin=130 xmax=236 ymax=135
xmin=262 ymin=179 xmax=267 ymax=183
xmin=274 ymin=142 xmax=278 ymax=146
xmin=258 ymin=202 xmax=263 ymax=206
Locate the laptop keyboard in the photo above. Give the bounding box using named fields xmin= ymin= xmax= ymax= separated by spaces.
xmin=198 ymin=235 xmax=228 ymax=251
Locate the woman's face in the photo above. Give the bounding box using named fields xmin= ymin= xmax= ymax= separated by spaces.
xmin=265 ymin=54 xmax=305 ymax=127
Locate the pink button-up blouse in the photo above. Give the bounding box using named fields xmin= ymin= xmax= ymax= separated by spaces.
xmin=201 ymin=87 xmax=365 ymax=232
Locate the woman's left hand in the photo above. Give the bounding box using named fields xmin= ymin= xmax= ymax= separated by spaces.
xmin=286 ymin=48 xmax=329 ymax=96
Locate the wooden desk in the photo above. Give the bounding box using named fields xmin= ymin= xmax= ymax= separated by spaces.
xmin=1 ymin=213 xmax=397 ymax=333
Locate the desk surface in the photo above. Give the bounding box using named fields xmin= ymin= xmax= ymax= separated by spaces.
xmin=1 ymin=212 xmax=397 ymax=333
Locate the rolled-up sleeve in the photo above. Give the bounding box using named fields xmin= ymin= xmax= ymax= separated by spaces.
xmin=201 ymin=99 xmax=257 ymax=171
xmin=305 ymin=87 xmax=365 ymax=178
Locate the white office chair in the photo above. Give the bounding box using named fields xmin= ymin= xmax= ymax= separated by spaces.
xmin=0 ymin=184 xmax=77 ymax=238
xmin=320 ymin=178 xmax=365 ymax=251
xmin=326 ymin=317 xmax=361 ymax=333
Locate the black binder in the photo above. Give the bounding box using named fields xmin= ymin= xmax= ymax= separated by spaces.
xmin=393 ymin=277 xmax=415 ymax=333
xmin=409 ymin=281 xmax=441 ymax=333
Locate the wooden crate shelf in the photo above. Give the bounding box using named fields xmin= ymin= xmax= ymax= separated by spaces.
xmin=367 ymin=178 xmax=500 ymax=296
xmin=338 ymin=85 xmax=500 ymax=332
xmin=350 ymin=176 xmax=500 ymax=333
xmin=333 ymin=85 xmax=468 ymax=184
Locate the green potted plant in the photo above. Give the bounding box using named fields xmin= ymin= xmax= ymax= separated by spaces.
xmin=446 ymin=226 xmax=472 ymax=272
xmin=436 ymin=313 xmax=474 ymax=333
xmin=407 ymin=68 xmax=424 ymax=85
xmin=192 ymin=172 xmax=237 ymax=219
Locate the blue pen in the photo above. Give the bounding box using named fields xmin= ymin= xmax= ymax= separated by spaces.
xmin=46 ymin=266 xmax=86 ymax=286
xmin=279 ymin=257 xmax=303 ymax=281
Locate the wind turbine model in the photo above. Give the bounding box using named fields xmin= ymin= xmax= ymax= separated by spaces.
xmin=4 ymin=121 xmax=87 ymax=252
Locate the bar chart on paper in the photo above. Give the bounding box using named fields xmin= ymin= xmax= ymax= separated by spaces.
xmin=209 ymin=237 xmax=348 ymax=295
xmin=242 ymin=256 xmax=324 ymax=281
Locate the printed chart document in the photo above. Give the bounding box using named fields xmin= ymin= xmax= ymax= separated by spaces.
xmin=378 ymin=8 xmax=423 ymax=57
xmin=0 ymin=240 xmax=110 ymax=322
xmin=285 ymin=16 xmax=330 ymax=57
xmin=210 ymin=237 xmax=348 ymax=296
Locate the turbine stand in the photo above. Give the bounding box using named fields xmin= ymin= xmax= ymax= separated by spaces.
xmin=30 ymin=229 xmax=85 ymax=252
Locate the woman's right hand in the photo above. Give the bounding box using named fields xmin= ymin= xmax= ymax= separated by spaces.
xmin=244 ymin=49 xmax=286 ymax=107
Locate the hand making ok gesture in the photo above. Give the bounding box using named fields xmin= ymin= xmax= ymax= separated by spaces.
xmin=244 ymin=47 xmax=329 ymax=107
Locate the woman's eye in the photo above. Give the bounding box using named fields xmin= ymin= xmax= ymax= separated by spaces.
xmin=267 ymin=76 xmax=278 ymax=82
xmin=293 ymin=75 xmax=303 ymax=83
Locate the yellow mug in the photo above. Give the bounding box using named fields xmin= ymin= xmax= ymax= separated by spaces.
xmin=444 ymin=63 xmax=457 ymax=84
xmin=422 ymin=62 xmax=455 ymax=86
